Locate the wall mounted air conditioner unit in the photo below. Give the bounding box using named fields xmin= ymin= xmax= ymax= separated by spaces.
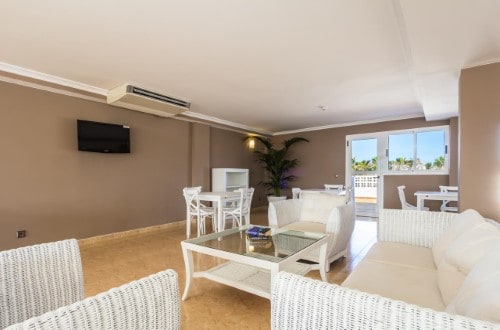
xmin=107 ymin=84 xmax=190 ymax=117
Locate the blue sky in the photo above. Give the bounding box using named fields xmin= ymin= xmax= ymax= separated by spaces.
xmin=352 ymin=131 xmax=445 ymax=163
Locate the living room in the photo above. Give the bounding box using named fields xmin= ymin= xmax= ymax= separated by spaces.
xmin=1 ymin=1 xmax=499 ymax=329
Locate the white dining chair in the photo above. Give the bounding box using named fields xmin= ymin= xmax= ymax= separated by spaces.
xmin=183 ymin=187 xmax=216 ymax=238
xmin=324 ymin=184 xmax=344 ymax=191
xmin=222 ymin=187 xmax=255 ymax=230
xmin=397 ymin=186 xmax=428 ymax=211
xmin=292 ymin=188 xmax=301 ymax=199
xmin=439 ymin=185 xmax=459 ymax=212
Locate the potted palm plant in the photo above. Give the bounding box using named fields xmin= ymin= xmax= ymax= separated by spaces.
xmin=247 ymin=136 xmax=309 ymax=202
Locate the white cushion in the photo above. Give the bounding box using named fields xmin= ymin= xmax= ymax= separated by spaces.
xmin=299 ymin=192 xmax=347 ymax=224
xmin=446 ymin=251 xmax=500 ymax=323
xmin=342 ymin=259 xmax=445 ymax=311
xmin=363 ymin=242 xmax=436 ymax=271
xmin=432 ymin=209 xmax=484 ymax=265
xmin=282 ymin=221 xmax=326 ymax=234
xmin=436 ymin=222 xmax=500 ymax=306
xmin=445 ymin=222 xmax=500 ymax=274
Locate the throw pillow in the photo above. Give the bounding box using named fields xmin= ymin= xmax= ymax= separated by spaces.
xmin=446 ymin=250 xmax=500 ymax=323
xmin=444 ymin=222 xmax=500 ymax=274
xmin=432 ymin=209 xmax=484 ymax=265
xmin=299 ymin=192 xmax=347 ymax=224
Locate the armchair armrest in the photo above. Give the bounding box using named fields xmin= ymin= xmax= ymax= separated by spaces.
xmin=0 ymin=239 xmax=84 ymax=328
xmin=271 ymin=272 xmax=496 ymax=330
xmin=6 ymin=269 xmax=180 ymax=330
xmin=324 ymin=202 xmax=355 ymax=260
xmin=268 ymin=199 xmax=302 ymax=227
xmin=378 ymin=209 xmax=455 ymax=248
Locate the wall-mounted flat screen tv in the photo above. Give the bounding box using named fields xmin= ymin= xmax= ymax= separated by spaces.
xmin=77 ymin=120 xmax=130 ymax=153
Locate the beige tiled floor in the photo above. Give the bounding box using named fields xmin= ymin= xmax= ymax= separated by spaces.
xmin=79 ymin=208 xmax=377 ymax=329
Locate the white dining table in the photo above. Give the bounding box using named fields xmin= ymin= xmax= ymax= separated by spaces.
xmin=414 ymin=191 xmax=458 ymax=211
xmin=198 ymin=191 xmax=240 ymax=232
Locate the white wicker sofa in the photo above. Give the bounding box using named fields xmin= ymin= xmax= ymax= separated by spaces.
xmin=0 ymin=239 xmax=180 ymax=330
xmin=268 ymin=191 xmax=355 ymax=271
xmin=271 ymin=208 xmax=500 ymax=329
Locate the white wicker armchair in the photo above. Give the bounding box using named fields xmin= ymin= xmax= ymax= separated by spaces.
xmin=271 ymin=272 xmax=496 ymax=330
xmin=268 ymin=193 xmax=355 ymax=271
xmin=0 ymin=239 xmax=84 ymax=328
xmin=6 ymin=269 xmax=181 ymax=330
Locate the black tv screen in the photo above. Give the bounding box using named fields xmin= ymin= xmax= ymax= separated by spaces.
xmin=77 ymin=120 xmax=130 ymax=153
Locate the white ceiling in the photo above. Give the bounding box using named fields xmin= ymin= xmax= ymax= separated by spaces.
xmin=1 ymin=0 xmax=499 ymax=134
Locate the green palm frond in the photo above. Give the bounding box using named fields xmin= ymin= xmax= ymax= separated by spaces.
xmin=249 ymin=136 xmax=309 ymax=196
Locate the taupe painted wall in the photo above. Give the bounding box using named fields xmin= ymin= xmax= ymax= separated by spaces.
xmin=272 ymin=117 xmax=457 ymax=206
xmin=459 ymin=63 xmax=500 ymax=219
xmin=0 ymin=82 xmax=262 ymax=250
xmin=190 ymin=123 xmax=211 ymax=189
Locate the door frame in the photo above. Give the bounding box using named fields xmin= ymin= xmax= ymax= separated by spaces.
xmin=346 ymin=132 xmax=386 ymax=217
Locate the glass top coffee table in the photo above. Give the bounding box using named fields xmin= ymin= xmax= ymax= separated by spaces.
xmin=181 ymin=225 xmax=328 ymax=300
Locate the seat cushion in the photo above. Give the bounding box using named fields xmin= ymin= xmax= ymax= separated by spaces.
xmin=282 ymin=221 xmax=326 ymax=234
xmin=299 ymin=192 xmax=347 ymax=224
xmin=363 ymin=242 xmax=436 ymax=271
xmin=342 ymin=259 xmax=445 ymax=311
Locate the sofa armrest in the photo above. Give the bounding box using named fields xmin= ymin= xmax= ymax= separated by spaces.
xmin=271 ymin=272 xmax=496 ymax=330
xmin=378 ymin=209 xmax=455 ymax=248
xmin=268 ymin=199 xmax=302 ymax=227
xmin=6 ymin=269 xmax=180 ymax=330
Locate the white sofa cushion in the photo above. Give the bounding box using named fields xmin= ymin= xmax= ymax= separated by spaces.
xmin=432 ymin=209 xmax=484 ymax=265
xmin=446 ymin=251 xmax=500 ymax=323
xmin=342 ymin=258 xmax=445 ymax=311
xmin=282 ymin=221 xmax=326 ymax=234
xmin=299 ymin=192 xmax=347 ymax=224
xmin=436 ymin=221 xmax=500 ymax=306
xmin=445 ymin=222 xmax=500 ymax=274
xmin=363 ymin=242 xmax=436 ymax=270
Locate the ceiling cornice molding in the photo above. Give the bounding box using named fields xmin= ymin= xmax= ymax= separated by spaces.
xmin=0 ymin=62 xmax=107 ymax=96
xmin=182 ymin=111 xmax=272 ymax=136
xmin=462 ymin=58 xmax=500 ymax=70
xmin=0 ymin=75 xmax=106 ymax=104
xmin=273 ymin=113 xmax=425 ymax=136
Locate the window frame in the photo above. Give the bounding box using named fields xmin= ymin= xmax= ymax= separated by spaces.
xmin=385 ymin=125 xmax=450 ymax=175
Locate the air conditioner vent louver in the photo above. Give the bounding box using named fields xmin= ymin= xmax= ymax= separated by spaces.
xmin=128 ymin=86 xmax=190 ymax=108
xmin=107 ymin=84 xmax=190 ymax=118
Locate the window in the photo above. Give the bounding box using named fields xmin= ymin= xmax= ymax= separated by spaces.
xmin=387 ymin=127 xmax=448 ymax=173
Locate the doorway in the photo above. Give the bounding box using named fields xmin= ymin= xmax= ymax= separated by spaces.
xmin=346 ymin=135 xmax=383 ymax=218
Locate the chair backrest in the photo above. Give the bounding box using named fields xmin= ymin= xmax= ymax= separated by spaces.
xmin=182 ymin=186 xmax=202 ymax=214
xmin=0 ymin=239 xmax=84 ymax=328
xmin=397 ymin=185 xmax=416 ymax=210
xmin=292 ymin=188 xmax=301 ymax=199
xmin=439 ymin=185 xmax=459 ymax=212
xmin=324 ymin=184 xmax=344 ymax=191
xmin=6 ymin=269 xmax=181 ymax=330
xmin=237 ymin=187 xmax=255 ymax=215
xmin=439 ymin=185 xmax=458 ymax=192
